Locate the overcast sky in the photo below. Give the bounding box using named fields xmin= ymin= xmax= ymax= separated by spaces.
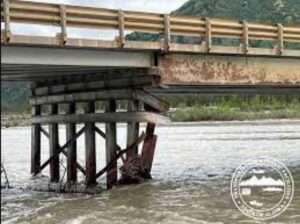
xmin=32 ymin=0 xmax=188 ymax=13
xmin=12 ymin=0 xmax=188 ymax=38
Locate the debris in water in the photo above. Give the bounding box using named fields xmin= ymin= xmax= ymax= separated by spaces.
xmin=1 ymin=162 xmax=10 ymax=188
xmin=119 ymin=156 xmax=152 ymax=185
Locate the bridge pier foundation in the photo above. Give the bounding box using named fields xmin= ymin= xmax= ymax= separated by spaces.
xmin=29 ymin=70 xmax=169 ymax=193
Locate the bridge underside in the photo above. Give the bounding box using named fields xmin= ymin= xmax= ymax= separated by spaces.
xmin=1 ymin=45 xmax=300 ymax=94
xmin=159 ymin=54 xmax=300 ymax=86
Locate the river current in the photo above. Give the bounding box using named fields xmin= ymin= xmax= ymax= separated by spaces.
xmin=1 ymin=120 xmax=300 ymax=224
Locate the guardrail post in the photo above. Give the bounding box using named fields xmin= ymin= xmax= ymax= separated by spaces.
xmin=59 ymin=5 xmax=67 ymax=45
xmin=3 ymin=0 xmax=11 ymax=43
xmin=277 ymin=23 xmax=284 ymax=55
xmin=163 ymin=14 xmax=171 ymax=52
xmin=118 ymin=10 xmax=125 ymax=48
xmin=242 ymin=20 xmax=249 ymax=54
xmin=205 ymin=18 xmax=212 ymax=52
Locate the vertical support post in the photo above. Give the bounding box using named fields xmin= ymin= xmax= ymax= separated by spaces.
xmin=66 ymin=103 xmax=77 ymax=183
xmin=205 ymin=18 xmax=212 ymax=52
xmin=277 ymin=23 xmax=284 ymax=55
xmin=242 ymin=20 xmax=249 ymax=54
xmin=141 ymin=123 xmax=157 ymax=176
xmin=141 ymin=105 xmax=158 ymax=176
xmin=60 ymin=5 xmax=67 ymax=45
xmin=105 ymin=100 xmax=117 ymax=189
xmin=118 ymin=10 xmax=125 ymax=48
xmin=85 ymin=102 xmax=96 ymax=186
xmin=126 ymin=100 xmax=139 ymax=160
xmin=163 ymin=14 xmax=171 ymax=52
xmin=31 ymin=105 xmax=41 ymax=175
xmin=49 ymin=104 xmax=60 ymax=182
xmin=3 ymin=0 xmax=11 ymax=43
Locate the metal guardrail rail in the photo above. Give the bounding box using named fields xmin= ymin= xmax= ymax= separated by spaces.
xmin=1 ymin=0 xmax=300 ymax=56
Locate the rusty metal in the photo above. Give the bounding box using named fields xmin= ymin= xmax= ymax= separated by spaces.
xmin=159 ymin=54 xmax=300 ymax=86
xmin=141 ymin=123 xmax=157 ymax=174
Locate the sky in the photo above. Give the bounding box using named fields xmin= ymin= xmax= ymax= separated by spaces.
xmin=33 ymin=0 xmax=188 ymax=13
xmin=11 ymin=0 xmax=188 ymax=39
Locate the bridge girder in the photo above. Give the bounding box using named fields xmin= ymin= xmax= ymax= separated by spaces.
xmin=1 ymin=45 xmax=300 ymax=92
xmin=1 ymin=45 xmax=154 ymax=80
xmin=159 ymin=54 xmax=300 ymax=86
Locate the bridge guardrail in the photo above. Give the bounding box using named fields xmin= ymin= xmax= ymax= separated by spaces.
xmin=1 ymin=0 xmax=300 ymax=56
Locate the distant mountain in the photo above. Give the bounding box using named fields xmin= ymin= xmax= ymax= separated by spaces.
xmin=174 ymin=0 xmax=299 ymax=24
xmin=127 ymin=0 xmax=300 ymax=42
xmin=2 ymin=0 xmax=299 ymax=112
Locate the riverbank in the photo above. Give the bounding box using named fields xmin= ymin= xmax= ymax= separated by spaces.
xmin=2 ymin=96 xmax=300 ymax=127
xmin=171 ymin=106 xmax=300 ymax=122
xmin=1 ymin=113 xmax=31 ymax=128
xmin=2 ymin=109 xmax=300 ymax=128
xmin=167 ymin=95 xmax=300 ymax=122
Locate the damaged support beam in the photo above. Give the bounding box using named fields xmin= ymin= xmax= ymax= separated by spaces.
xmin=141 ymin=123 xmax=157 ymax=176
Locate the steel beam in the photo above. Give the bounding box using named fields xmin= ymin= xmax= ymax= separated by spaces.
xmin=159 ymin=54 xmax=300 ymax=86
xmin=1 ymin=45 xmax=153 ymax=68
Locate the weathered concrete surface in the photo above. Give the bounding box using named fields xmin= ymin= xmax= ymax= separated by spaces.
xmin=159 ymin=54 xmax=300 ymax=86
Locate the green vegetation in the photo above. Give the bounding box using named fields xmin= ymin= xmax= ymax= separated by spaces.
xmin=175 ymin=0 xmax=299 ymax=23
xmin=1 ymin=82 xmax=31 ymax=113
xmin=167 ymin=95 xmax=300 ymax=121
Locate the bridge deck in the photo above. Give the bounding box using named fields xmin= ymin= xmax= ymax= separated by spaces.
xmin=1 ymin=0 xmax=300 ymax=55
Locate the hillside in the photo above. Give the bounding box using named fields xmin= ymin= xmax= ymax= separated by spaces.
xmin=2 ymin=0 xmax=299 ymax=112
xmin=128 ymin=0 xmax=300 ymax=47
xmin=175 ymin=0 xmax=299 ymax=23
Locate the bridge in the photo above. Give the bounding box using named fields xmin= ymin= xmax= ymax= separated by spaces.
xmin=1 ymin=0 xmax=300 ymax=192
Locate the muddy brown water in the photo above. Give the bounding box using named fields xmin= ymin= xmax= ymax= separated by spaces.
xmin=1 ymin=121 xmax=300 ymax=224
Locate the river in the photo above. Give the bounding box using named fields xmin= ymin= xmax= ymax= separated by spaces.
xmin=1 ymin=120 xmax=300 ymax=224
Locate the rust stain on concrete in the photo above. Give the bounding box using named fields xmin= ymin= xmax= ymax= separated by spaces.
xmin=159 ymin=54 xmax=300 ymax=86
